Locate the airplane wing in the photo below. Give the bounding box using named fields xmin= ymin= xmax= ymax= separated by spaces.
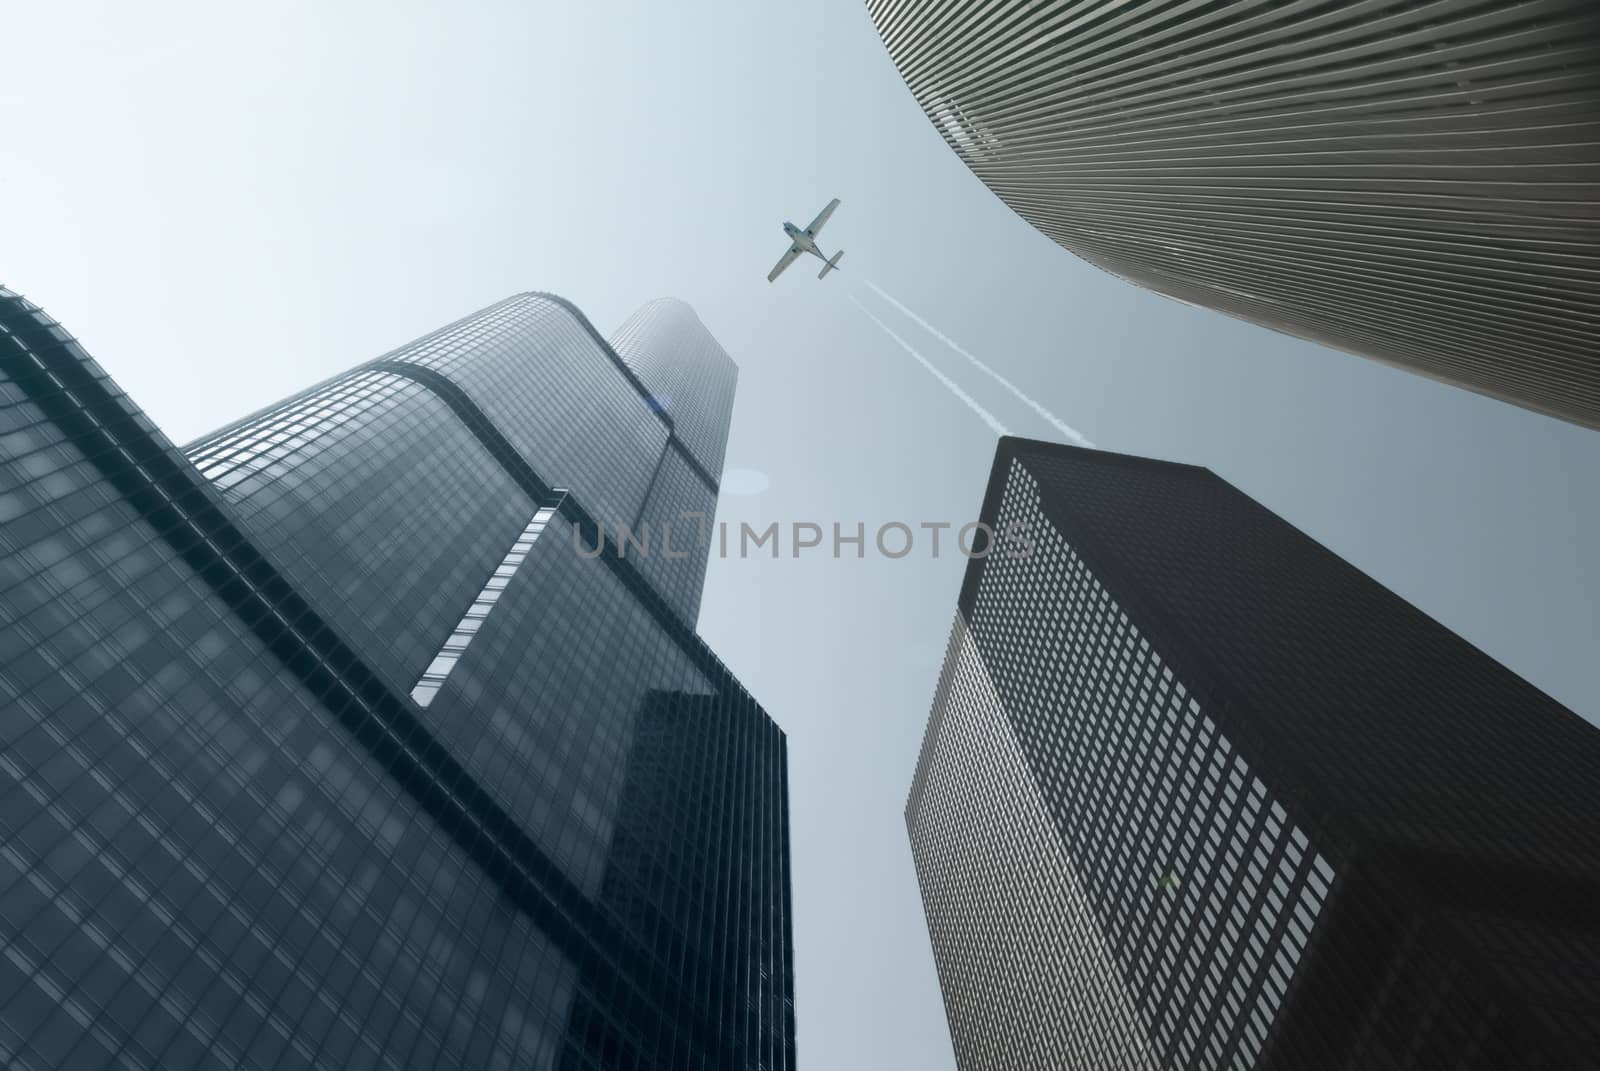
xmin=803 ymin=198 xmax=840 ymax=237
xmin=767 ymin=244 xmax=802 ymax=283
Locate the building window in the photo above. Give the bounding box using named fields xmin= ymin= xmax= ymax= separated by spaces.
xmin=410 ymin=495 xmax=564 ymax=708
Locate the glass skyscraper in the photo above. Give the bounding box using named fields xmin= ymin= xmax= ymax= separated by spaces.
xmin=866 ymin=0 xmax=1600 ymax=429
xmin=0 ymin=286 xmax=795 ymax=1070
xmin=908 ymin=437 xmax=1600 ymax=1069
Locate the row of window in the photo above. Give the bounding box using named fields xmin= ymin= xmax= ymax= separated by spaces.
xmin=411 ymin=501 xmax=562 ymax=709
xmin=189 ymin=372 xmax=407 ymax=490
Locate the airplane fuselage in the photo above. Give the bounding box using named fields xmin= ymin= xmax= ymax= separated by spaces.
xmin=783 ymin=222 xmax=820 ymax=256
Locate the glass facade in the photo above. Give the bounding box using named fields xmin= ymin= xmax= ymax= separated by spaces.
xmin=908 ymin=438 xmax=1600 ymax=1069
xmin=606 ymin=298 xmax=735 ymax=627
xmin=865 ymin=0 xmax=1600 ymax=430
xmin=0 ymin=286 xmax=794 ymax=1070
xmin=410 ymin=500 xmax=562 ymax=709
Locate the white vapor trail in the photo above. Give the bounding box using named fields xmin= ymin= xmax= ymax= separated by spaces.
xmin=848 ymin=295 xmax=1010 ymax=437
xmin=862 ymin=279 xmax=1095 ymax=448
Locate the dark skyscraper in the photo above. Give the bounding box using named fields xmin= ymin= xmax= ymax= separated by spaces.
xmin=866 ymin=0 xmax=1600 ymax=429
xmin=908 ymin=437 xmax=1600 ymax=1069
xmin=0 ymin=287 xmax=794 ymax=1070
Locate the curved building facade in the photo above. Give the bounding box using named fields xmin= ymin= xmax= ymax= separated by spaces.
xmin=867 ymin=0 xmax=1600 ymax=428
xmin=0 ymin=287 xmax=794 ymax=1070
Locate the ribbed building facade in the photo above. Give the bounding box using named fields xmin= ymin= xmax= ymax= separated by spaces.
xmin=867 ymin=1 xmax=1600 ymax=428
xmin=0 ymin=287 xmax=795 ymax=1070
xmin=907 ymin=437 xmax=1600 ymax=1069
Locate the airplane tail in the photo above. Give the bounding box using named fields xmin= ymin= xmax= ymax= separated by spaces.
xmin=818 ymin=250 xmax=844 ymax=279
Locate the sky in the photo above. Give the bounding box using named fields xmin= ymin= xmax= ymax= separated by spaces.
xmin=4 ymin=2 xmax=1598 ymax=1068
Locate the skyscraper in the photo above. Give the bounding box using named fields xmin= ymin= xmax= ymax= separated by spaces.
xmin=908 ymin=437 xmax=1600 ymax=1069
xmin=866 ymin=1 xmax=1600 ymax=429
xmin=0 ymin=286 xmax=794 ymax=1070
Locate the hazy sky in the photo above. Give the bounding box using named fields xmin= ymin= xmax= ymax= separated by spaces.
xmin=5 ymin=3 xmax=1598 ymax=1068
